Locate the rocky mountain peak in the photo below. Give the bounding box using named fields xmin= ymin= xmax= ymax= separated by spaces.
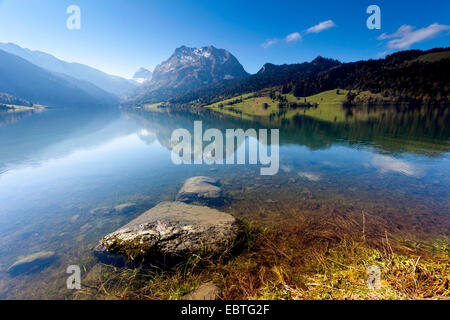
xmin=149 ymin=45 xmax=248 ymax=89
xmin=123 ymin=45 xmax=249 ymax=105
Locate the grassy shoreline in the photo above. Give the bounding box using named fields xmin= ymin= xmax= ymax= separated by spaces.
xmin=73 ymin=216 xmax=449 ymax=300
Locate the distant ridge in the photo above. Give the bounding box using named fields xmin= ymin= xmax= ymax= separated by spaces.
xmin=0 ymin=49 xmax=117 ymax=108
xmin=0 ymin=42 xmax=137 ymax=97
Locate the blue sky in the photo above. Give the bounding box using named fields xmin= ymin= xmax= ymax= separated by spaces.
xmin=0 ymin=0 xmax=449 ymax=78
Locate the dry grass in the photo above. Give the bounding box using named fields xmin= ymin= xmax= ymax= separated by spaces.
xmin=73 ymin=216 xmax=449 ymax=300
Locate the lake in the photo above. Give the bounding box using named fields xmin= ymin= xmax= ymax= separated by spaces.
xmin=0 ymin=104 xmax=448 ymax=299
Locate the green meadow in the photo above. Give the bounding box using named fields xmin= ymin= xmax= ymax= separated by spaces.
xmin=204 ymin=89 xmax=352 ymax=123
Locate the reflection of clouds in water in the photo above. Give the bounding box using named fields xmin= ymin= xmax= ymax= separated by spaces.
xmin=280 ymin=165 xmax=293 ymax=173
xmin=322 ymin=161 xmax=338 ymax=168
xmin=137 ymin=129 xmax=156 ymax=145
xmin=139 ymin=129 xmax=151 ymax=137
xmin=298 ymin=171 xmax=321 ymax=181
xmin=371 ymin=155 xmax=423 ymax=177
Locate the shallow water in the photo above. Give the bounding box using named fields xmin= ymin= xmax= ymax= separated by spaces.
xmin=0 ymin=105 xmax=448 ymax=299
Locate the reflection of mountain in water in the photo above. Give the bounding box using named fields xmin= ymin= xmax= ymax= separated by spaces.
xmin=0 ymin=109 xmax=43 ymax=128
xmin=129 ymin=104 xmax=449 ymax=158
xmin=2 ymin=103 xmax=447 ymax=176
xmin=0 ymin=108 xmax=132 ymax=172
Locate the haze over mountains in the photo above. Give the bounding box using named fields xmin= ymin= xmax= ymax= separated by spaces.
xmin=0 ymin=42 xmax=137 ymax=98
xmin=0 ymin=49 xmax=118 ymax=108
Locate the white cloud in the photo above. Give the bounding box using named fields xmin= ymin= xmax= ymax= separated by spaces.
xmin=262 ymin=38 xmax=278 ymax=48
xmin=286 ymin=32 xmax=302 ymax=42
xmin=306 ymin=20 xmax=336 ymax=34
xmin=261 ymin=19 xmax=335 ymax=48
xmin=378 ymin=23 xmax=450 ymax=50
xmin=377 ymin=25 xmax=414 ymax=40
xmin=371 ymin=155 xmax=423 ymax=177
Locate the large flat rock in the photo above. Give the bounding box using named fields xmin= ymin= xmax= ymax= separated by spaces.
xmin=94 ymin=202 xmax=239 ymax=263
xmin=176 ymin=176 xmax=221 ymax=204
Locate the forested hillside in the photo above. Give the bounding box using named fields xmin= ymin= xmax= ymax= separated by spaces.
xmin=292 ymin=48 xmax=450 ymax=105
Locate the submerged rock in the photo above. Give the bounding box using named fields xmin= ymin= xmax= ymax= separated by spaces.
xmin=7 ymin=251 xmax=56 ymax=276
xmin=94 ymin=201 xmax=239 ymax=263
xmin=298 ymin=171 xmax=321 ymax=182
xmin=80 ymin=223 xmax=91 ymax=232
xmin=280 ymin=165 xmax=293 ymax=173
xmin=114 ymin=202 xmax=137 ymax=213
xmin=90 ymin=202 xmax=137 ymax=216
xmin=176 ymin=176 xmax=221 ymax=204
xmin=184 ymin=282 xmax=221 ymax=300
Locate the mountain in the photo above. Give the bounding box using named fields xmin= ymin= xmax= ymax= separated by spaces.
xmin=0 ymin=49 xmax=117 ymax=108
xmin=152 ymin=45 xmax=249 ymax=88
xmin=132 ymin=67 xmax=153 ymax=84
xmin=125 ymin=45 xmax=249 ymax=105
xmin=164 ymin=49 xmax=449 ymax=107
xmin=0 ymin=42 xmax=137 ymax=97
xmin=166 ymin=56 xmax=341 ymax=106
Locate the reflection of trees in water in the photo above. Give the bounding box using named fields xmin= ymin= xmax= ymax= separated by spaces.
xmin=259 ymin=104 xmax=449 ymax=156
xmin=129 ymin=104 xmax=449 ymax=158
